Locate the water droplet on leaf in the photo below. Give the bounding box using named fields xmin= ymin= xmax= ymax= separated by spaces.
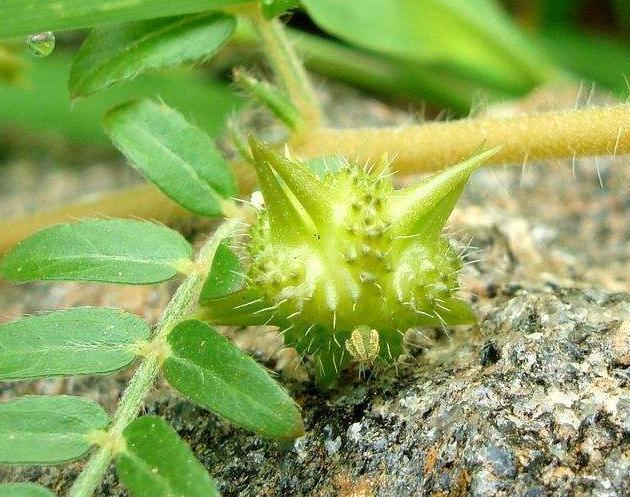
xmin=26 ymin=31 xmax=55 ymax=57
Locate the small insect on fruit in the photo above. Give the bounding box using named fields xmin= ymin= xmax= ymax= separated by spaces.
xmin=201 ymin=137 xmax=499 ymax=386
xmin=345 ymin=326 xmax=380 ymax=366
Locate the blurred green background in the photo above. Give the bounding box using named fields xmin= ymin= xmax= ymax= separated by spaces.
xmin=0 ymin=0 xmax=627 ymax=162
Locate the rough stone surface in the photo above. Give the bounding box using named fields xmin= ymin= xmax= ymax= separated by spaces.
xmin=0 ymin=87 xmax=628 ymax=496
xmin=145 ymin=288 xmax=629 ymax=497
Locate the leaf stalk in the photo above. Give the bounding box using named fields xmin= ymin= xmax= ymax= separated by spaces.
xmin=67 ymin=219 xmax=241 ymax=497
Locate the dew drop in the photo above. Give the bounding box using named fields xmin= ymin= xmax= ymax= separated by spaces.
xmin=26 ymin=31 xmax=55 ymax=57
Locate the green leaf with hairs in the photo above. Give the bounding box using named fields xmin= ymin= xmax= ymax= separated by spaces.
xmin=104 ymin=99 xmax=237 ymax=217
xmin=0 ymin=483 xmax=56 ymax=497
xmin=116 ymin=416 xmax=219 ymax=497
xmin=0 ymin=219 xmax=192 ymax=284
xmin=0 ymin=396 xmax=109 ymax=464
xmin=164 ymin=319 xmax=304 ymax=440
xmin=0 ymin=0 xmax=251 ymax=38
xmin=0 ymin=307 xmax=150 ymax=381
xmin=70 ymin=13 xmax=236 ymax=98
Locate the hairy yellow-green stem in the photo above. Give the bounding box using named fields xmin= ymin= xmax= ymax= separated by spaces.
xmin=0 ymin=105 xmax=626 ymax=256
xmin=248 ymin=8 xmax=323 ymax=128
xmin=294 ymin=104 xmax=629 ymax=173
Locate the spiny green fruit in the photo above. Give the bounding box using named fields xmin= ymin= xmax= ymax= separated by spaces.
xmin=201 ymin=137 xmax=498 ymax=386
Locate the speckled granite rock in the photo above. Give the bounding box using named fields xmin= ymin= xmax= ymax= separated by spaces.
xmin=134 ymin=286 xmax=628 ymax=497
xmin=1 ymin=86 xmax=628 ymax=496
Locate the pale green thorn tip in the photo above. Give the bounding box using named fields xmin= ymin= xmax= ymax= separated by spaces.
xmin=264 ymin=146 xmax=333 ymax=227
xmin=248 ymin=136 xmax=318 ymax=244
xmin=390 ymin=147 xmax=501 ymax=237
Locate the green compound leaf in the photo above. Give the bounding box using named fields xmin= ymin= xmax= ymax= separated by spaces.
xmin=0 ymin=219 xmax=192 ymax=285
xmin=116 ymin=416 xmax=219 ymax=497
xmin=0 ymin=483 xmax=56 ymax=497
xmin=0 ymin=396 xmax=109 ymax=464
xmin=0 ymin=307 xmax=150 ymax=381
xmin=0 ymin=0 xmax=251 ymax=38
xmin=104 ymin=100 xmax=237 ymax=218
xmin=199 ymin=240 xmax=245 ymax=303
xmin=164 ymin=320 xmax=304 ymax=440
xmin=70 ymin=13 xmax=236 ymax=98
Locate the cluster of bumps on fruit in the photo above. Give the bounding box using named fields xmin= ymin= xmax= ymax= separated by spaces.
xmin=201 ymin=138 xmax=496 ymax=385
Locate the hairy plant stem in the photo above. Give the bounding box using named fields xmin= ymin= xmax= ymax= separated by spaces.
xmin=248 ymin=7 xmax=323 ymax=128
xmin=294 ymin=104 xmax=630 ymax=173
xmin=67 ymin=218 xmax=241 ymax=497
xmin=1 ymin=105 xmax=627 ymax=257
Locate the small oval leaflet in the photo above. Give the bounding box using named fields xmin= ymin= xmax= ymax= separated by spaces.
xmin=0 ymin=483 xmax=56 ymax=497
xmin=0 ymin=219 xmax=192 ymax=284
xmin=163 ymin=319 xmax=304 ymax=440
xmin=70 ymin=13 xmax=237 ymax=98
xmin=27 ymin=31 xmax=55 ymax=57
xmin=104 ymin=100 xmax=237 ymax=218
xmin=0 ymin=307 xmax=150 ymax=381
xmin=116 ymin=416 xmax=219 ymax=497
xmin=0 ymin=396 xmax=109 ymax=464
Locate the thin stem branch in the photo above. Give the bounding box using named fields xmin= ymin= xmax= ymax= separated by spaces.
xmin=248 ymin=8 xmax=323 ymax=128
xmin=67 ymin=219 xmax=242 ymax=497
